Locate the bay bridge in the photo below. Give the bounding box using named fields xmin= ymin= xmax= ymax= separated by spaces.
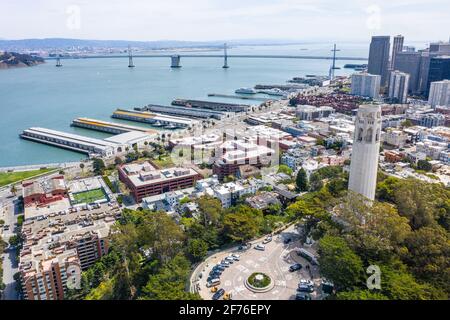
xmin=49 ymin=43 xmax=367 ymax=69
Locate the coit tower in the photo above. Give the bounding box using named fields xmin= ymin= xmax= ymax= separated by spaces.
xmin=348 ymin=104 xmax=382 ymax=201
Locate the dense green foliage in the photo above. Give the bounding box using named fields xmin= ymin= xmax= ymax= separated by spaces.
xmin=296 ymin=168 xmax=309 ymax=191
xmin=69 ymin=192 xmax=292 ymax=300
xmin=289 ymin=173 xmax=449 ymax=299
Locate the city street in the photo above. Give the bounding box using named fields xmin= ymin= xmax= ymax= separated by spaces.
xmin=194 ymin=225 xmax=323 ymax=300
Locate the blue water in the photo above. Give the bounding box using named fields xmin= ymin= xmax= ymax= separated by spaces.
xmin=0 ymin=43 xmax=368 ymax=167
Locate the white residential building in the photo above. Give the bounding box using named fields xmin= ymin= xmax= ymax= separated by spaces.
xmin=351 ymin=73 xmax=381 ymax=99
xmin=388 ymin=70 xmax=410 ymax=104
xmin=429 ymin=80 xmax=450 ymax=107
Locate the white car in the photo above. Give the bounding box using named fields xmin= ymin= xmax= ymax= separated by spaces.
xmin=262 ymin=237 xmax=272 ymax=244
xmin=254 ymin=244 xmax=266 ymax=251
xmin=231 ymin=254 xmax=240 ymax=261
xmin=224 ymin=256 xmax=234 ymax=263
xmin=300 ymin=279 xmax=314 ymax=287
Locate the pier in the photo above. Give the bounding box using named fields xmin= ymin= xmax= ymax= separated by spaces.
xmin=207 ymin=93 xmax=271 ymax=102
xmin=71 ymin=118 xmax=158 ymax=135
xmin=20 ymin=127 xmax=120 ymax=157
xmin=135 ymin=104 xmax=227 ymax=120
xmin=171 ymin=99 xmax=250 ymax=112
xmin=111 ymin=109 xmax=199 ymax=129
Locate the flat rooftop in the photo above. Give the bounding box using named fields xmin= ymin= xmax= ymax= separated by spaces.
xmin=23 ymin=127 xmax=120 ymax=149
xmin=120 ymin=162 xmax=201 ymax=187
xmin=74 ymin=118 xmax=158 ymax=134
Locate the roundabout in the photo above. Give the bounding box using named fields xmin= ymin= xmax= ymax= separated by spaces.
xmin=245 ymin=272 xmax=274 ymax=293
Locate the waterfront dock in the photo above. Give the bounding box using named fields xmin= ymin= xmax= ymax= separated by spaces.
xmin=72 ymin=118 xmax=158 ymax=135
xmin=135 ymin=104 xmax=227 ymax=120
xmin=111 ymin=109 xmax=199 ymax=129
xmin=171 ymin=99 xmax=250 ymax=112
xmin=207 ymin=93 xmax=271 ymax=102
xmin=20 ymin=127 xmax=120 ymax=157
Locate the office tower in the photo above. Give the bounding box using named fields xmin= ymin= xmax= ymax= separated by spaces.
xmin=351 ymin=73 xmax=381 ymax=99
xmin=393 ymin=51 xmax=421 ymax=94
xmin=419 ymin=43 xmax=450 ymax=94
xmin=391 ymin=35 xmax=404 ymax=69
xmin=368 ymin=36 xmax=391 ymax=86
xmin=348 ymin=105 xmax=382 ymax=201
xmin=388 ymin=71 xmax=410 ymax=103
xmin=426 ymin=56 xmax=450 ymax=96
xmin=429 ymin=80 xmax=450 ymax=107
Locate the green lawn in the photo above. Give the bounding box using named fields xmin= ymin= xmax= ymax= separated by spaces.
xmin=72 ymin=188 xmax=108 ymax=204
xmin=0 ymin=168 xmax=55 ymax=187
xmin=151 ymin=156 xmax=175 ymax=169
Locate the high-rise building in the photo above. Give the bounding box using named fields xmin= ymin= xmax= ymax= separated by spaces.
xmin=391 ymin=35 xmax=404 ymax=69
xmin=419 ymin=43 xmax=450 ymax=94
xmin=388 ymin=70 xmax=410 ymax=103
xmin=426 ymin=56 xmax=450 ymax=96
xmin=351 ymin=73 xmax=381 ymax=99
xmin=368 ymin=36 xmax=391 ymax=86
xmin=393 ymin=51 xmax=422 ymax=94
xmin=429 ymin=80 xmax=450 ymax=107
xmin=348 ymin=105 xmax=382 ymax=201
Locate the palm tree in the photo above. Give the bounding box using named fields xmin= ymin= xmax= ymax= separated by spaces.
xmin=79 ymin=163 xmax=85 ymax=172
xmin=10 ymin=185 xmax=17 ymax=196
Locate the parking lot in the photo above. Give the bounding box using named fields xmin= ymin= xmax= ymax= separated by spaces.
xmin=195 ymin=225 xmax=324 ymax=300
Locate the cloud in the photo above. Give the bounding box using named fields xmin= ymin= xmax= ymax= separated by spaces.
xmin=0 ymin=0 xmax=448 ymax=42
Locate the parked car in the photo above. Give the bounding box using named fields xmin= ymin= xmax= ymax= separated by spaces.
xmin=289 ymin=263 xmax=303 ymax=272
xmin=209 ymin=270 xmax=222 ymax=278
xmin=297 ymin=284 xmax=314 ymax=293
xmin=262 ymin=236 xmax=272 ymax=244
xmin=231 ymin=253 xmax=240 ymax=261
xmin=295 ymin=292 xmax=312 ymax=300
xmin=206 ymin=278 xmax=221 ymax=288
xmin=213 ymin=265 xmax=225 ymax=271
xmin=224 ymin=256 xmax=235 ymax=263
xmin=254 ymin=244 xmax=266 ymax=251
xmin=299 ymin=279 xmax=314 ymax=287
xmin=238 ymin=243 xmax=250 ymax=250
xmin=212 ymin=288 xmax=225 ymax=300
xmin=221 ymin=260 xmax=231 ymax=266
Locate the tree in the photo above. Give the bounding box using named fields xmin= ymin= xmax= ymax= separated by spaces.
xmin=404 ymin=226 xmax=450 ymax=293
xmin=296 ymin=168 xmax=309 ymax=192
xmin=401 ymin=119 xmax=413 ymax=128
xmin=93 ymin=158 xmax=106 ymax=175
xmin=79 ymin=163 xmax=85 ymax=172
xmin=10 ymin=185 xmax=17 ymax=195
xmin=335 ymin=193 xmax=411 ymax=262
xmin=114 ymin=156 xmax=123 ymax=165
xmin=277 ymin=164 xmax=293 ymax=176
xmin=309 ymin=172 xmax=324 ymax=192
xmin=197 ymin=196 xmax=223 ymax=227
xmin=141 ymin=254 xmax=200 ymax=300
xmin=337 ymin=289 xmax=388 ymax=300
xmin=417 ymin=160 xmax=432 ymax=172
xmin=223 ymin=206 xmax=263 ymax=242
xmin=379 ymin=263 xmax=447 ymax=300
xmin=187 ymin=239 xmax=208 ymax=262
xmin=317 ymin=235 xmax=364 ymax=291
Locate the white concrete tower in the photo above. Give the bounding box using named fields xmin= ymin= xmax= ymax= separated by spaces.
xmin=348 ymin=104 xmax=382 ymax=201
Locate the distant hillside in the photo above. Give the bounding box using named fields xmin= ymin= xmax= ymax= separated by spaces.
xmin=0 ymin=38 xmax=305 ymax=51
xmin=0 ymin=52 xmax=45 ymax=69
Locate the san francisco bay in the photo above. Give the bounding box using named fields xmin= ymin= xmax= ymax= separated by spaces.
xmin=0 ymin=43 xmax=369 ymax=167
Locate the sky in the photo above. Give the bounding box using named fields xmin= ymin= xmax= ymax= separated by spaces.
xmin=1 ymin=0 xmax=449 ymax=42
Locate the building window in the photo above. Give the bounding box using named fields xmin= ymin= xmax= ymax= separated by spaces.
xmin=365 ymin=128 xmax=373 ymax=143
xmin=357 ymin=128 xmax=363 ymax=142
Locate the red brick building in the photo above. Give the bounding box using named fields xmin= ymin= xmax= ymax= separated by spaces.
xmin=22 ymin=176 xmax=67 ymax=207
xmin=118 ymin=162 xmax=203 ymax=202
